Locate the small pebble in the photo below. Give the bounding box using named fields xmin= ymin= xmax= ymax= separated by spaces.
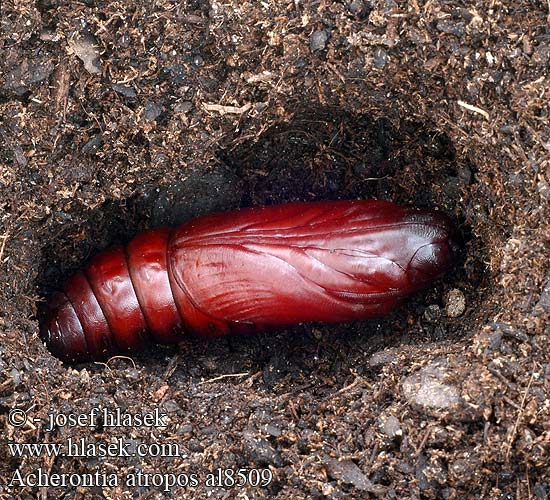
xmin=111 ymin=83 xmax=136 ymax=98
xmin=179 ymin=424 xmax=193 ymax=434
xmin=402 ymin=361 xmax=461 ymax=410
xmin=436 ymin=19 xmax=465 ymax=37
xmin=174 ymin=101 xmax=193 ymax=113
xmin=500 ymin=124 xmax=515 ymax=135
xmin=142 ymin=101 xmax=164 ymax=122
xmin=444 ymin=289 xmax=466 ymax=317
xmin=382 ymin=415 xmax=402 ymax=439
xmin=13 ymin=146 xmax=27 ymax=167
xmin=367 ymin=350 xmax=396 ymax=368
xmin=295 ymin=57 xmax=307 ymax=69
xmin=373 ymin=47 xmax=389 ymax=69
xmin=323 ymin=457 xmax=374 ymax=491
xmin=162 ymin=400 xmax=181 ymax=414
xmin=263 ymin=423 xmax=282 ymax=437
xmin=9 ymin=368 xmax=22 ymax=386
xmin=535 ymin=277 xmax=550 ymax=312
xmin=396 ymin=462 xmax=414 ymax=474
xmin=310 ymin=30 xmax=329 ymax=51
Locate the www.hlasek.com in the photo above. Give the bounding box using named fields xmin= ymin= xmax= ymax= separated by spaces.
xmin=7 ymin=406 xmax=273 ymax=492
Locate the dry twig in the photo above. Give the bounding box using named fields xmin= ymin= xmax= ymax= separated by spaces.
xmin=0 ymin=233 xmax=9 ymax=263
xmin=200 ymin=372 xmax=250 ymax=384
xmin=203 ymin=102 xmax=252 ymax=115
xmin=457 ymin=100 xmax=490 ymax=120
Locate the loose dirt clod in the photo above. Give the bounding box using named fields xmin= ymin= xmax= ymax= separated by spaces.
xmin=444 ymin=288 xmax=467 ymax=318
xmin=402 ymin=360 xmax=461 ymax=410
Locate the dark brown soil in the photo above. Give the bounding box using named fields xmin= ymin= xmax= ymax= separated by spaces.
xmin=1 ymin=1 xmax=548 ymax=499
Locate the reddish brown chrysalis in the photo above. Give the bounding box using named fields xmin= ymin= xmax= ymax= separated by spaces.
xmin=40 ymin=200 xmax=460 ymax=363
